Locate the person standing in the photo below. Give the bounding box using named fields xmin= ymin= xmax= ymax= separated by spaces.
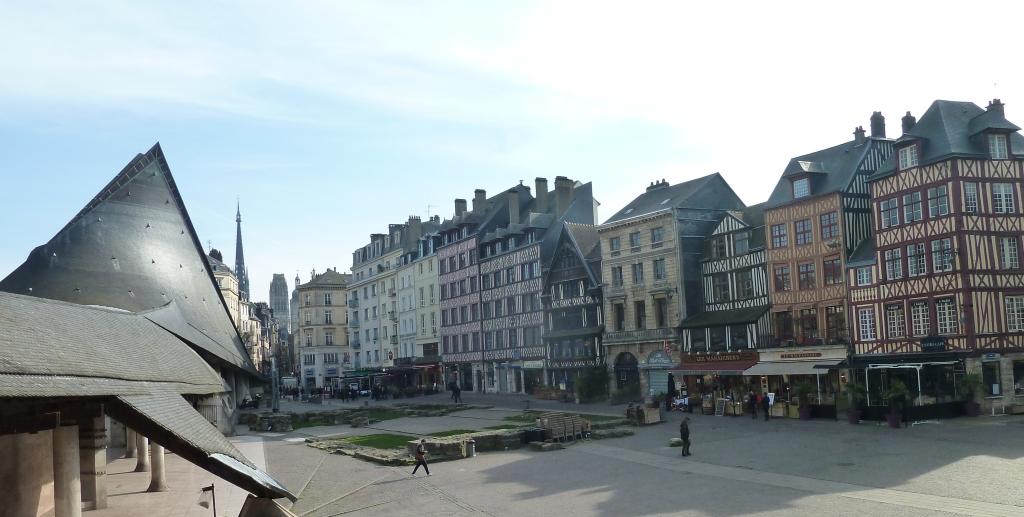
xmin=679 ymin=417 xmax=691 ymax=456
xmin=762 ymin=393 xmax=771 ymax=421
xmin=748 ymin=390 xmax=758 ymax=420
xmin=411 ymin=439 xmax=431 ymax=476
xmin=454 ymin=384 xmax=463 ymax=404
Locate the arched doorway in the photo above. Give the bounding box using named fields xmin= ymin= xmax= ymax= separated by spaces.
xmin=614 ymin=352 xmax=640 ymax=394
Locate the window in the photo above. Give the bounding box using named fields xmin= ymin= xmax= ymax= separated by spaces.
xmin=324 ymin=352 xmax=338 ymax=364
xmin=880 ymin=198 xmax=899 ymax=228
xmin=305 ymin=334 xmax=312 ymax=346
xmin=651 ymin=227 xmax=664 ymax=246
xmin=611 ymin=266 xmax=624 ymax=287
xmin=609 ymin=237 xmax=621 ymax=252
xmin=964 ymin=182 xmax=979 ymax=213
xmin=1000 ymin=237 xmax=1020 ymax=270
xmin=898 ymin=145 xmax=918 ymax=170
xmin=793 ymin=178 xmax=810 ymax=198
xmin=795 ymin=219 xmax=813 ymax=246
xmin=983 ymin=361 xmax=1001 ymax=396
xmin=826 ymin=306 xmax=845 ymax=341
xmin=936 ymin=298 xmax=958 ymax=334
xmin=629 ymin=232 xmax=641 ymax=249
xmin=990 ymin=133 xmax=1008 ymax=159
xmin=655 ymin=298 xmax=668 ymax=328
xmin=775 ymin=311 xmax=794 ymax=340
xmin=771 ymin=224 xmax=788 ymax=248
xmin=736 ymin=269 xmax=754 ymax=299
xmin=303 ymin=353 xmax=315 ymax=365
xmin=613 ymin=303 xmax=625 ymax=331
xmin=927 ymin=186 xmax=949 ymax=217
xmin=634 ymin=301 xmax=646 ymax=330
xmin=797 ymin=262 xmax=816 ymax=290
xmin=773 ymin=265 xmax=791 ymax=291
xmin=819 ymin=212 xmax=838 ymax=240
xmin=324 ymin=309 xmax=333 ymax=324
xmin=712 ymin=274 xmax=730 ymax=302
xmin=711 ymin=237 xmax=727 ymax=258
xmin=631 ymin=262 xmax=644 ymax=284
xmin=993 ymin=183 xmax=1016 ymax=213
xmin=734 ymin=231 xmax=749 ymax=254
xmin=886 ymin=304 xmax=906 ymax=338
xmin=907 ymin=243 xmax=926 ymax=277
xmin=858 ymin=308 xmax=876 ymax=341
xmin=903 ymin=192 xmax=923 ymax=223
xmin=305 ymin=293 xmax=311 ymax=306
xmin=911 ymin=301 xmax=929 ymax=336
xmin=931 ymin=238 xmax=954 ymax=272
xmin=653 ymin=258 xmax=667 ymax=280
xmin=1006 ymin=296 xmax=1024 ymax=332
xmin=823 ymin=257 xmax=842 ymax=285
xmin=884 ymin=248 xmax=903 ymax=280
xmin=856 ymin=267 xmax=872 ymax=286
xmin=1016 ymin=361 xmax=1024 ymax=395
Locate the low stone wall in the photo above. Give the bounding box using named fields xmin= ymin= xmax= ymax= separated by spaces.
xmin=246 ymin=404 xmax=487 ymax=432
xmin=404 ymin=429 xmax=525 ymax=461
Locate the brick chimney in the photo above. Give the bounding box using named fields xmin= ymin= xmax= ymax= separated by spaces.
xmin=902 ymin=111 xmax=916 ymax=134
xmin=646 ymin=179 xmax=669 ymax=192
xmin=472 ymin=189 xmax=486 ymax=212
xmin=987 ymin=98 xmax=1005 ymax=115
xmin=554 ymin=176 xmax=575 ymax=215
xmin=870 ymin=111 xmax=886 ymax=138
xmin=454 ymin=198 xmax=467 ymax=216
xmin=407 ymin=216 xmax=422 ymax=242
xmin=535 ymin=177 xmax=549 ymax=213
xmin=853 ymin=126 xmax=866 ymax=144
xmin=507 ymin=189 xmax=520 ymax=225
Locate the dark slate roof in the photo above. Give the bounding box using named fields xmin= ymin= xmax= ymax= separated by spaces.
xmin=846 ymin=237 xmax=876 ymax=267
xmin=873 ymin=100 xmax=1024 ymax=179
xmin=742 ymin=203 xmax=767 ymax=249
xmin=207 ymin=253 xmax=233 ymax=275
xmin=766 ymin=138 xmax=885 ymax=208
xmin=565 ymin=222 xmax=600 ymax=260
xmin=0 ymin=144 xmax=258 ymax=375
xmin=679 ymin=306 xmax=769 ymax=329
xmin=604 ymin=173 xmax=741 ymax=224
xmin=301 ymin=269 xmax=349 ymax=287
xmin=0 ymin=291 xmax=224 ymax=397
xmin=539 ymin=182 xmax=597 ymax=268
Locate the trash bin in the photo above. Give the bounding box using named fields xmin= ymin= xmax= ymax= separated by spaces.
xmin=523 ymin=427 xmax=545 ymax=443
xmin=466 ymin=439 xmax=476 ymax=457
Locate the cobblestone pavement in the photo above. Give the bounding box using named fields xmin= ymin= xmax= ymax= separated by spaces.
xmin=256 ymin=402 xmax=1024 ymax=517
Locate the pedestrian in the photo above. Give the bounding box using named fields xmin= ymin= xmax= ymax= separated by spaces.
xmin=748 ymin=390 xmax=758 ymax=420
xmin=411 ymin=439 xmax=430 ymax=476
xmin=679 ymin=417 xmax=691 ymax=456
xmin=762 ymin=393 xmax=771 ymax=421
xmin=454 ymin=384 xmax=463 ymax=404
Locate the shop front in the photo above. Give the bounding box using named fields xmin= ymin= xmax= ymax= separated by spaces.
xmin=641 ymin=349 xmax=676 ymax=396
xmin=443 ymin=350 xmax=480 ymax=392
xmin=672 ymin=350 xmax=759 ymax=415
xmin=850 ymin=347 xmax=972 ymax=421
xmin=744 ymin=346 xmax=847 ymax=419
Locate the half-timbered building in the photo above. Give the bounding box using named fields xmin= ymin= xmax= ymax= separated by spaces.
xmin=681 ymin=203 xmax=771 ymax=351
xmin=850 ymin=99 xmax=1024 ymax=414
xmin=541 ymin=222 xmax=604 ymax=395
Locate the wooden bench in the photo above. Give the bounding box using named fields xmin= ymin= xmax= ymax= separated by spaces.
xmin=538 ymin=412 xmax=591 ymax=442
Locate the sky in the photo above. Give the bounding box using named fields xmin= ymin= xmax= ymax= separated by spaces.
xmin=1 ymin=1 xmax=1021 ymax=303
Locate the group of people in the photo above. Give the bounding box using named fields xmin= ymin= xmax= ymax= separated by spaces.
xmin=747 ymin=390 xmax=772 ymax=421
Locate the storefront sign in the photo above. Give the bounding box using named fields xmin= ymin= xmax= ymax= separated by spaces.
xmin=644 ymin=350 xmax=675 ymax=368
xmin=523 ymin=360 xmax=544 ymax=369
xmin=682 ymin=350 xmax=758 ymax=364
xmin=780 ymin=352 xmax=821 ymax=359
xmin=325 ymin=367 xmax=338 ymax=376
xmin=921 ymin=336 xmax=946 ymax=353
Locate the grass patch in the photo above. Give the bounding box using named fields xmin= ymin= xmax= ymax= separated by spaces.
xmin=483 ymin=424 xmax=525 ymax=430
xmin=342 ymin=434 xmax=415 ymax=449
xmin=363 ymin=408 xmax=406 ymax=422
xmin=429 ymin=429 xmax=478 ymax=438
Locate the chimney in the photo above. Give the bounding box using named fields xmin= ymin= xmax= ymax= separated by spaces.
xmin=472 ymin=189 xmax=486 ymax=212
xmin=507 ymin=189 xmax=520 ymax=225
xmin=646 ymin=179 xmax=669 ymax=192
xmin=407 ymin=215 xmax=423 ymax=242
xmin=454 ymin=198 xmax=467 ymax=216
xmin=902 ymin=111 xmax=916 ymax=134
xmin=535 ymin=177 xmax=549 ymax=213
xmin=988 ymin=98 xmax=1005 ymax=115
xmin=554 ymin=176 xmax=575 ymax=215
xmin=853 ymin=126 xmax=866 ymax=144
xmin=870 ymin=111 xmax=886 ymax=138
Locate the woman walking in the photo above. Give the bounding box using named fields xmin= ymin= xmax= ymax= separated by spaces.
xmin=679 ymin=417 xmax=691 ymax=457
xmin=411 ymin=439 xmax=431 ymax=476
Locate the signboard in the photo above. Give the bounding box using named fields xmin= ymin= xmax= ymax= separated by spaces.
xmin=681 ymin=350 xmax=759 ymax=365
xmin=780 ymin=352 xmax=821 ymax=359
xmin=387 ymin=350 xmax=395 ymax=360
xmin=325 ymin=367 xmax=338 ymax=376
xmin=523 ymin=360 xmax=544 ymax=369
xmin=767 ymin=392 xmax=775 ymax=406
xmin=714 ymin=399 xmax=727 ymax=416
xmin=645 ymin=349 xmax=675 ymax=368
xmin=921 ymin=336 xmax=946 ymax=353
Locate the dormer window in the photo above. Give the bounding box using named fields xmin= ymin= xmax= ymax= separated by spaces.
xmin=989 ymin=134 xmax=1008 ymax=160
xmin=792 ymin=178 xmax=810 ymax=198
xmin=898 ymin=145 xmax=919 ymax=170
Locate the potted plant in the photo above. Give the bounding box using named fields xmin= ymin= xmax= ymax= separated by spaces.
xmin=883 ymin=379 xmax=909 ymax=428
xmin=793 ymin=380 xmax=816 ymax=420
xmin=844 ymin=382 xmax=867 ymax=424
xmin=961 ymin=372 xmax=983 ymax=417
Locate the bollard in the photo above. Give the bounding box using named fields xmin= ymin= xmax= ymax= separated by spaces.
xmin=466 ymin=439 xmax=476 ymax=458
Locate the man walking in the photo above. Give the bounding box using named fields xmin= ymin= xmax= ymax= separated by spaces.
xmin=748 ymin=390 xmax=758 ymax=420
xmin=411 ymin=439 xmax=430 ymax=476
xmin=679 ymin=417 xmax=691 ymax=457
xmin=762 ymin=393 xmax=771 ymax=421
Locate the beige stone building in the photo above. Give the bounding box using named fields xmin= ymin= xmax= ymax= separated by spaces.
xmin=295 ymin=269 xmax=350 ymax=390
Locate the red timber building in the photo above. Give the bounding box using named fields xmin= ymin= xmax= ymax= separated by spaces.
xmin=848 ymin=99 xmax=1024 ymax=416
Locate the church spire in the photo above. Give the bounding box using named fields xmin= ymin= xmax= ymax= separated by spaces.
xmin=235 ymin=199 xmax=249 ymax=300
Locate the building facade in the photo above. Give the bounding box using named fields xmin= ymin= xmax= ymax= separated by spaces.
xmin=413 ymin=225 xmax=443 ymax=383
xmin=349 ymin=226 xmax=408 ymax=373
xmin=270 ymin=273 xmax=290 ymax=333
xmin=849 ymin=99 xmax=1024 ymax=414
xmin=599 ymin=175 xmax=745 ymax=397
xmin=296 ymin=269 xmax=350 ymax=390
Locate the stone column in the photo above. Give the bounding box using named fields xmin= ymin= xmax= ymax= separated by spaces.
xmin=134 ymin=433 xmax=150 ymax=472
xmin=125 ymin=428 xmax=137 ymax=458
xmin=147 ymin=443 xmax=167 ymax=492
xmin=53 ymin=425 xmax=82 ymax=517
xmin=79 ymin=416 xmax=107 ymax=510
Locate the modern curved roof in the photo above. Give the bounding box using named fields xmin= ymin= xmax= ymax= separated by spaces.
xmin=0 ymin=143 xmax=258 ymax=374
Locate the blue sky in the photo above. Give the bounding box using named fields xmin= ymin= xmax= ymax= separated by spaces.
xmin=2 ymin=1 xmax=1022 ymax=302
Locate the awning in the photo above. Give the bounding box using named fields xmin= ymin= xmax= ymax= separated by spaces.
xmin=744 ymin=359 xmax=843 ymax=376
xmin=848 ymin=350 xmax=971 ymax=369
xmin=106 ymin=391 xmax=295 ymax=501
xmin=671 ymin=357 xmax=758 ymax=376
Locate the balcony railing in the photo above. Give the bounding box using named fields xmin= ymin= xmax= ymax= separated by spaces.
xmin=351 ymin=341 xmax=361 ymax=349
xmin=760 ymin=334 xmax=850 ymax=349
xmin=349 ymin=298 xmax=359 ymax=308
xmin=388 ymin=288 xmax=397 ymax=297
xmin=350 ymin=318 xmax=360 ymax=327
